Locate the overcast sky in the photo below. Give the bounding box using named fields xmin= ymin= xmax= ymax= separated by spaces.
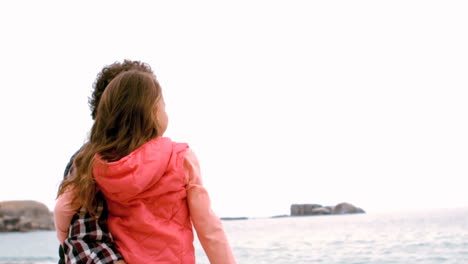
xmin=0 ymin=0 xmax=467 ymax=217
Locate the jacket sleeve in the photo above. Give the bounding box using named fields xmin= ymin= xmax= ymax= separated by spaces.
xmin=54 ymin=188 xmax=78 ymax=244
xmin=184 ymin=149 xmax=236 ymax=264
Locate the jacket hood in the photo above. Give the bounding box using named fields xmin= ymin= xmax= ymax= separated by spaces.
xmin=93 ymin=137 xmax=175 ymax=204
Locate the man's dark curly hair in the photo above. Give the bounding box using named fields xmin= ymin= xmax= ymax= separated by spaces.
xmin=89 ymin=60 xmax=154 ymax=119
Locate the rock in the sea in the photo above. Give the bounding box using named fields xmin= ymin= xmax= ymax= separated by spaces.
xmin=291 ymin=204 xmax=322 ymax=216
xmin=0 ymin=200 xmax=55 ymax=232
xmin=331 ymin=202 xmax=365 ymax=214
xmin=290 ymin=202 xmax=365 ymax=216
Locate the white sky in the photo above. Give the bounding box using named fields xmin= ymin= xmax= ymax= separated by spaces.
xmin=0 ymin=0 xmax=467 ymax=217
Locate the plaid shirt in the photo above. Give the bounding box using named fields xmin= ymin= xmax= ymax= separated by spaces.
xmin=58 ymin=151 xmax=123 ymax=264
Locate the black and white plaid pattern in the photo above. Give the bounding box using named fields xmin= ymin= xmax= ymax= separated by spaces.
xmin=58 ymin=150 xmax=123 ymax=264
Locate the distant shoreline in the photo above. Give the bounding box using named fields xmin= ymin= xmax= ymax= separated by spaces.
xmin=219 ymin=202 xmax=366 ymax=220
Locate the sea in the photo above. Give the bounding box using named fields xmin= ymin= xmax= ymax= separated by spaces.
xmin=0 ymin=207 xmax=467 ymax=264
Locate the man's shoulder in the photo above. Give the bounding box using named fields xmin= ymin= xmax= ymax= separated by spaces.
xmin=63 ymin=147 xmax=84 ymax=179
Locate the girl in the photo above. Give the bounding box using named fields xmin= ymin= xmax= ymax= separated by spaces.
xmin=55 ymin=70 xmax=236 ymax=264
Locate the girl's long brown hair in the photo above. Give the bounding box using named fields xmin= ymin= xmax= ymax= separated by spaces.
xmin=58 ymin=70 xmax=162 ymax=216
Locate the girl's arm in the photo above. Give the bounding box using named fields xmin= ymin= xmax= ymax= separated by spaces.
xmin=54 ymin=188 xmax=79 ymax=243
xmin=184 ymin=149 xmax=236 ymax=264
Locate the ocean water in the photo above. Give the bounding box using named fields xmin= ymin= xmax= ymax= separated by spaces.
xmin=1 ymin=207 xmax=467 ymax=264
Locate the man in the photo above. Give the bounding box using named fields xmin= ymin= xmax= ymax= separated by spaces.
xmin=57 ymin=60 xmax=155 ymax=264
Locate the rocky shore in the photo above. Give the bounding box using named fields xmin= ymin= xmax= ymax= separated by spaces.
xmin=290 ymin=202 xmax=365 ymax=216
xmin=219 ymin=202 xmax=365 ymax=220
xmin=0 ymin=200 xmax=55 ymax=232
